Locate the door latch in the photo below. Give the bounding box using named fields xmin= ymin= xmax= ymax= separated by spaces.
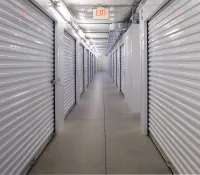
xmin=51 ymin=79 xmax=57 ymax=85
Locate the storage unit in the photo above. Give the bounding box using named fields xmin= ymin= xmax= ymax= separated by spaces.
xmin=116 ymin=50 xmax=118 ymax=86
xmin=91 ymin=54 xmax=94 ymax=80
xmin=112 ymin=53 xmax=115 ymax=82
xmin=93 ymin=56 xmax=96 ymax=77
xmin=86 ymin=49 xmax=89 ymax=87
xmin=148 ymin=0 xmax=200 ymax=174
xmin=64 ymin=32 xmax=76 ymax=117
xmin=120 ymin=44 xmax=125 ymax=95
xmin=79 ymin=44 xmax=84 ymax=95
xmin=90 ymin=53 xmax=92 ymax=82
xmin=0 ymin=1 xmax=55 ymax=174
xmin=117 ymin=49 xmax=120 ymax=88
xmin=109 ymin=54 xmax=111 ymax=77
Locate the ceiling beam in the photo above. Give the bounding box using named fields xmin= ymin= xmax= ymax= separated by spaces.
xmin=66 ymin=4 xmax=132 ymax=8
xmin=84 ymin=31 xmax=109 ymax=33
xmin=87 ymin=37 xmax=108 ymax=40
xmin=78 ymin=22 xmax=111 ymax=24
xmin=124 ymin=0 xmax=142 ymax=22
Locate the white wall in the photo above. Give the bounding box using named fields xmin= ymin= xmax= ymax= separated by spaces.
xmin=110 ymin=23 xmax=141 ymax=114
xmin=124 ymin=24 xmax=141 ymax=114
xmin=139 ymin=0 xmax=170 ymax=135
xmin=97 ymin=59 xmax=103 ymax=71
xmin=32 ymin=0 xmax=96 ymax=134
xmin=97 ymin=57 xmax=108 ymax=72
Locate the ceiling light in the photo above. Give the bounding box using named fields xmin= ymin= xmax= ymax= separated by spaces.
xmin=86 ymin=40 xmax=90 ymax=46
xmin=79 ymin=13 xmax=85 ymax=16
xmin=78 ymin=29 xmax=85 ymax=39
xmin=79 ymin=16 xmax=85 ymax=20
xmin=80 ymin=8 xmax=85 ymax=12
xmin=110 ymin=18 xmax=115 ymax=21
xmin=56 ymin=3 xmax=71 ymax=22
xmin=109 ymin=7 xmax=115 ymax=11
xmin=87 ymin=8 xmax=93 ymax=12
xmin=110 ymin=14 xmax=115 ymax=17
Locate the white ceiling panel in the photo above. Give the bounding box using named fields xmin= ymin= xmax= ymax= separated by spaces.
xmin=64 ymin=0 xmax=134 ymax=5
xmin=79 ymin=23 xmax=109 ymax=31
xmin=63 ymin=0 xmax=138 ymax=55
xmin=85 ymin=33 xmax=109 ymax=39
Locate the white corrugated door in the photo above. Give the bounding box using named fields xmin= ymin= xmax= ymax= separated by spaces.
xmin=79 ymin=44 xmax=84 ymax=95
xmin=0 ymin=1 xmax=55 ymax=174
xmin=85 ymin=49 xmax=88 ymax=87
xmin=117 ymin=49 xmax=120 ymax=87
xmin=87 ymin=50 xmax=90 ymax=86
xmin=116 ymin=50 xmax=118 ymax=86
xmin=91 ymin=54 xmax=93 ymax=80
xmin=148 ymin=0 xmax=200 ymax=174
xmin=120 ymin=44 xmax=125 ymax=95
xmin=64 ymin=32 xmax=76 ymax=116
xmin=113 ymin=53 xmax=115 ymax=82
xmin=90 ymin=54 xmax=91 ymax=81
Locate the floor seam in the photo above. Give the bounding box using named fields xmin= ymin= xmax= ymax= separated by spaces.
xmin=103 ymin=75 xmax=107 ymax=175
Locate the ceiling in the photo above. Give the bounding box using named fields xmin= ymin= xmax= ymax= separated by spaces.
xmin=64 ymin=0 xmax=135 ymax=55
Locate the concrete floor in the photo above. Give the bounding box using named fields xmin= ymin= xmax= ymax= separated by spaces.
xmin=30 ymin=72 xmax=171 ymax=174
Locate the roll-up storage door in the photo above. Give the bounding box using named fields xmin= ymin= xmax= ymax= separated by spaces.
xmin=92 ymin=54 xmax=94 ymax=79
xmin=117 ymin=49 xmax=120 ymax=87
xmin=64 ymin=32 xmax=76 ymax=117
xmin=108 ymin=54 xmax=111 ymax=76
xmin=113 ymin=52 xmax=116 ymax=82
xmin=79 ymin=44 xmax=84 ymax=95
xmin=110 ymin=54 xmax=113 ymax=78
xmin=148 ymin=0 xmax=200 ymax=174
xmin=0 ymin=1 xmax=55 ymax=174
xmin=90 ymin=53 xmax=91 ymax=82
xmin=116 ymin=50 xmax=118 ymax=86
xmin=87 ymin=50 xmax=90 ymax=87
xmin=120 ymin=44 xmax=125 ymax=95
xmin=94 ymin=56 xmax=96 ymax=76
xmin=85 ymin=49 xmax=87 ymax=87
xmin=94 ymin=57 xmax=96 ymax=76
xmin=91 ymin=54 xmax=93 ymax=80
xmin=112 ymin=53 xmax=115 ymax=81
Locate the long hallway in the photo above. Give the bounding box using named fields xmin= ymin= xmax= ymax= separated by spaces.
xmin=30 ymin=72 xmax=171 ymax=174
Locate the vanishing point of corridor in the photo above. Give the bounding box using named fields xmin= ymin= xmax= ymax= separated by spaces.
xmin=30 ymin=73 xmax=171 ymax=174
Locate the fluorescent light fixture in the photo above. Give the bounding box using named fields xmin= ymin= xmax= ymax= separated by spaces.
xmin=72 ymin=22 xmax=79 ymax=30
xmin=56 ymin=2 xmax=71 ymax=22
xmin=79 ymin=13 xmax=85 ymax=16
xmin=87 ymin=8 xmax=93 ymax=12
xmin=109 ymin=7 xmax=115 ymax=11
xmin=79 ymin=16 xmax=85 ymax=20
xmin=110 ymin=18 xmax=115 ymax=21
xmin=86 ymin=40 xmax=90 ymax=45
xmin=78 ymin=29 xmax=85 ymax=39
xmin=71 ymin=29 xmax=79 ymax=39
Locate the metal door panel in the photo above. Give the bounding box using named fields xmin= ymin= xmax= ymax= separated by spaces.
xmin=0 ymin=0 xmax=55 ymax=174
xmin=79 ymin=44 xmax=84 ymax=95
xmin=120 ymin=44 xmax=125 ymax=95
xmin=64 ymin=32 xmax=76 ymax=116
xmin=148 ymin=0 xmax=200 ymax=174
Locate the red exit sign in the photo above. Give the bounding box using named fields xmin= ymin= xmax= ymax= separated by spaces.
xmin=93 ymin=8 xmax=109 ymax=20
